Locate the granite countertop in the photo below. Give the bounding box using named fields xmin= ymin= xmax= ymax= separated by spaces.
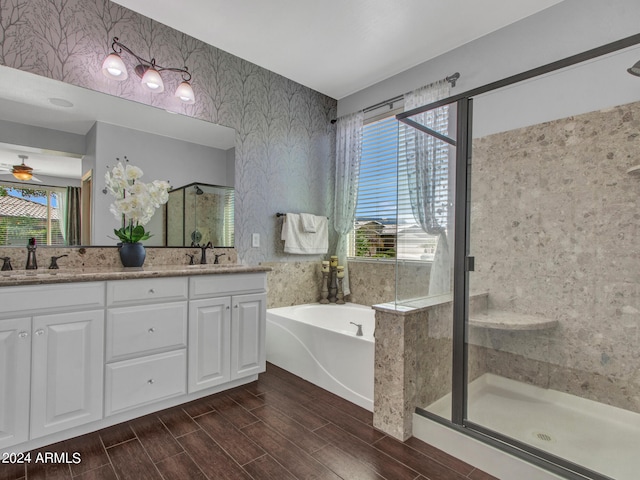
xmin=0 ymin=264 xmax=271 ymax=287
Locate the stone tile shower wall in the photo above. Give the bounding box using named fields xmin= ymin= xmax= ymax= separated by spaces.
xmin=0 ymin=0 xmax=336 ymax=268
xmin=470 ymin=100 xmax=640 ymax=413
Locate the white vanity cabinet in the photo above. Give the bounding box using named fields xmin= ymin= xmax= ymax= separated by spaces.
xmin=0 ymin=282 xmax=105 ymax=445
xmin=30 ymin=309 xmax=104 ymax=439
xmin=0 ymin=317 xmax=31 ymax=449
xmin=0 ymin=267 xmax=269 ymax=455
xmin=104 ymin=277 xmax=189 ymax=416
xmin=188 ymin=273 xmax=266 ymax=392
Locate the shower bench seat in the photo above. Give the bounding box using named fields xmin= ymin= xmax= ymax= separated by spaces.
xmin=469 ymin=309 xmax=558 ymax=331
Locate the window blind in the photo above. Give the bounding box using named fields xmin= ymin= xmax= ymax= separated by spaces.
xmin=0 ymin=184 xmax=65 ymax=246
xmin=351 ymin=109 xmax=450 ymax=260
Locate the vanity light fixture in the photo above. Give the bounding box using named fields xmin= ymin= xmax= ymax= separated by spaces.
xmin=101 ymin=37 xmax=195 ymax=104
xmin=627 ymin=60 xmax=640 ymax=77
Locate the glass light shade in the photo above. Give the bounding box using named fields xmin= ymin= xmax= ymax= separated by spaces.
xmin=141 ymin=68 xmax=164 ymax=93
xmin=13 ymin=170 xmax=32 ymax=181
xmin=627 ymin=60 xmax=640 ymax=77
xmin=101 ymin=53 xmax=128 ymax=80
xmin=174 ymin=81 xmax=195 ymax=104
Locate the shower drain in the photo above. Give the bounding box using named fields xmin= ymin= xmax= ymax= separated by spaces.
xmin=532 ymin=431 xmax=555 ymax=443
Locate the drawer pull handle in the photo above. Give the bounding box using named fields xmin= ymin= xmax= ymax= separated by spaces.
xmin=35 ymin=329 xmax=45 ymax=336
xmin=148 ymin=327 xmax=156 ymax=333
xmin=147 ymin=379 xmax=155 ymax=385
xmin=148 ymin=288 xmax=155 ymax=294
xmin=234 ymin=304 xmax=238 ymax=309
xmin=18 ymin=331 xmax=29 ymax=339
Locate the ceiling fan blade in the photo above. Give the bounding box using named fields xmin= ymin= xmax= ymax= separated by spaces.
xmin=30 ymin=175 xmax=43 ymax=183
xmin=0 ymin=164 xmax=12 ymax=171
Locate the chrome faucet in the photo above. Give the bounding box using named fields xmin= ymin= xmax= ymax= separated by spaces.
xmin=350 ymin=322 xmax=363 ymax=337
xmin=25 ymin=237 xmax=37 ymax=270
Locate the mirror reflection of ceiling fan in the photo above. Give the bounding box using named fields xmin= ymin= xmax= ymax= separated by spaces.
xmin=0 ymin=155 xmax=42 ymax=182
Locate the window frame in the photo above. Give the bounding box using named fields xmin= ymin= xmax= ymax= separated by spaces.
xmin=348 ymin=106 xmax=450 ymax=263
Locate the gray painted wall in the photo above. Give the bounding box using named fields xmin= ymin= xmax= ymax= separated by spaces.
xmin=338 ymin=0 xmax=640 ymax=119
xmin=0 ymin=119 xmax=86 ymax=156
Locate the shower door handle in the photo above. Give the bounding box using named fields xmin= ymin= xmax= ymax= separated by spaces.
xmin=466 ymin=256 xmax=475 ymax=272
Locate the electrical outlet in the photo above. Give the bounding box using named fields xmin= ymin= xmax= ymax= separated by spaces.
xmin=252 ymin=233 xmax=260 ymax=248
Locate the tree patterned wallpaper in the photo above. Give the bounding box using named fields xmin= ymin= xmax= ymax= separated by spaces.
xmin=0 ymin=0 xmax=337 ymax=264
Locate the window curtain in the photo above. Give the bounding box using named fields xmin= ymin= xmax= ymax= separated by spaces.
xmin=64 ymin=186 xmax=81 ymax=245
xmin=403 ymin=79 xmax=452 ymax=296
xmin=333 ymin=111 xmax=364 ymax=295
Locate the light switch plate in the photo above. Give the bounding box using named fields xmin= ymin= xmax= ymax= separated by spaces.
xmin=252 ymin=233 xmax=260 ymax=247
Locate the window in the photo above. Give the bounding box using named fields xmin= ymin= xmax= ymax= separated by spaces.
xmin=350 ymin=110 xmax=450 ymax=260
xmin=0 ymin=183 xmax=66 ymax=246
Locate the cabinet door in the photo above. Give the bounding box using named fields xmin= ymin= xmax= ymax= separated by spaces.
xmin=188 ymin=297 xmax=231 ymax=392
xmin=30 ymin=310 xmax=104 ymax=439
xmin=0 ymin=318 xmax=31 ymax=449
xmin=231 ymin=293 xmax=266 ymax=380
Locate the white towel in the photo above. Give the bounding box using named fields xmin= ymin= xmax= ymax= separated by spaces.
xmin=281 ymin=213 xmax=328 ymax=254
xmin=300 ymin=213 xmax=317 ymax=233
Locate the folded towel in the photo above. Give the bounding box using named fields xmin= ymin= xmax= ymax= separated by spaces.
xmin=300 ymin=213 xmax=317 ymax=233
xmin=281 ymin=213 xmax=328 ymax=254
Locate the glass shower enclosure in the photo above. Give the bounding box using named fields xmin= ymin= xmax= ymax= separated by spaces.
xmin=165 ymin=182 xmax=234 ymax=247
xmin=396 ymin=36 xmax=640 ymax=480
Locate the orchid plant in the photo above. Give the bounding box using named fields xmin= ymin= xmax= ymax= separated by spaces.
xmin=104 ymin=157 xmax=171 ymax=244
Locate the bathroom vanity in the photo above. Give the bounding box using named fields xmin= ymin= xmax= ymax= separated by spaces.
xmin=0 ymin=265 xmax=269 ymax=454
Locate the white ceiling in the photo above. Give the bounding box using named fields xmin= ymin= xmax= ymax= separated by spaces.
xmin=112 ymin=0 xmax=564 ymax=99
xmin=0 ymin=1 xmax=564 ymax=181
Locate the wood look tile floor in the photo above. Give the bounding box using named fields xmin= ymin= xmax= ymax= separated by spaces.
xmin=3 ymin=364 xmax=498 ymax=480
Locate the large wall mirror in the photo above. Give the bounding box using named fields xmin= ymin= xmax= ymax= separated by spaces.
xmin=0 ymin=65 xmax=236 ymax=247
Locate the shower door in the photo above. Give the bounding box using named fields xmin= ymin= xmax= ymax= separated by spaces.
xmin=464 ymin=47 xmax=640 ymax=480
xmin=400 ymin=39 xmax=640 ymax=480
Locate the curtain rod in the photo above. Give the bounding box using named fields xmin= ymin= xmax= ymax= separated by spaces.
xmin=330 ymin=72 xmax=460 ymax=124
xmin=276 ymin=212 xmax=329 ymax=219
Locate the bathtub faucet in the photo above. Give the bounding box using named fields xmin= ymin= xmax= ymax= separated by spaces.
xmin=350 ymin=322 xmax=363 ymax=337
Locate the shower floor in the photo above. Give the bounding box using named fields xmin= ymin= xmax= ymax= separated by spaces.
xmin=425 ymin=373 xmax=639 ymax=480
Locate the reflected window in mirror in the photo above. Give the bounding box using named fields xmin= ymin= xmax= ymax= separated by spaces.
xmin=0 ymin=182 xmax=81 ymax=246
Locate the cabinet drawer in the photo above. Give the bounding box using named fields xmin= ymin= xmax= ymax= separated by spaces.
xmin=105 ymin=349 xmax=186 ymax=416
xmin=190 ymin=273 xmax=266 ymax=299
xmin=0 ymin=282 xmax=104 ymax=316
xmin=106 ymin=302 xmax=187 ymax=362
xmin=107 ymin=277 xmax=188 ymax=306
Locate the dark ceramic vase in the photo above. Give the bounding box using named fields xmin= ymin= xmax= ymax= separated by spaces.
xmin=119 ymin=242 xmax=146 ymax=268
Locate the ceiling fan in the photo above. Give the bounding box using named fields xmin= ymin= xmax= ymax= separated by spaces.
xmin=0 ymin=155 xmax=42 ymax=182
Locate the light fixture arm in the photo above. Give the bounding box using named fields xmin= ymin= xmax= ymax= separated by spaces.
xmin=110 ymin=37 xmax=191 ymax=82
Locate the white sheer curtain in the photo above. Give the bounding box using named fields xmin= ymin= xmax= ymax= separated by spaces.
xmin=333 ymin=111 xmax=364 ymax=295
xmin=403 ymin=80 xmax=452 ymax=296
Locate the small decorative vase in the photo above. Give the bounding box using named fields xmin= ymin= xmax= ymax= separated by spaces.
xmin=119 ymin=242 xmax=146 ymax=268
